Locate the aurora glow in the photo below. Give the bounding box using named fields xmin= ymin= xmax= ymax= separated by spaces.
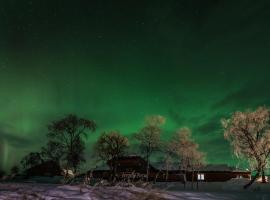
xmin=1 ymin=0 xmax=270 ymax=171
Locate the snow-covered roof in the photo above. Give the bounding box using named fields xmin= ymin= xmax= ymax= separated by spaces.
xmin=198 ymin=164 xmax=250 ymax=172
xmin=199 ymin=164 xmax=234 ymax=172
xmin=152 ymin=163 xmax=249 ymax=172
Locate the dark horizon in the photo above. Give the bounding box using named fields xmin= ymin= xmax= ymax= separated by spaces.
xmin=1 ymin=0 xmax=270 ymax=171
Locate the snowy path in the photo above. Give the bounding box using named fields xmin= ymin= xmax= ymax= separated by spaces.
xmin=0 ymin=183 xmax=269 ymax=200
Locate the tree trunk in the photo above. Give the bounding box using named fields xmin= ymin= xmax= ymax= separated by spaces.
xmin=154 ymin=170 xmax=161 ymax=184
xmin=113 ymin=164 xmax=116 ymax=182
xmin=147 ymin=162 xmax=149 ymax=182
xmin=262 ymin=168 xmax=266 ymax=183
xmin=113 ymin=159 xmax=118 ymax=183
xmin=146 ymin=153 xmax=150 ymax=182
xmin=191 ymin=170 xmax=194 ymax=190
xmin=183 ymin=170 xmax=186 ymax=190
xmin=196 ymin=171 xmax=199 ymax=190
xmin=244 ymin=171 xmax=260 ymax=189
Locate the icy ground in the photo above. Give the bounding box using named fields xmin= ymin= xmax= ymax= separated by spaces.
xmin=0 ymin=181 xmax=270 ymax=200
xmin=0 ymin=183 xmax=270 ymax=200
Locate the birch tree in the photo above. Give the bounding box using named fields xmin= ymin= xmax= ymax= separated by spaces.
xmin=134 ymin=115 xmax=166 ymax=181
xmin=222 ymin=107 xmax=270 ymax=188
xmin=169 ymin=128 xmax=205 ymax=189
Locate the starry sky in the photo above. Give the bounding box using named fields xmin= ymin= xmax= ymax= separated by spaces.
xmin=1 ymin=0 xmax=270 ymax=171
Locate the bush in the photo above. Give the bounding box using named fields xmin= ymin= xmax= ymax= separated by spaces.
xmin=0 ymin=170 xmax=6 ymax=179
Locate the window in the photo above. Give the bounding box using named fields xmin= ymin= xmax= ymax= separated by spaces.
xmin=197 ymin=173 xmax=205 ymax=181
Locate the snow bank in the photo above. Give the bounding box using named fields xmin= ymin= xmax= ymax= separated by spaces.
xmin=223 ymin=178 xmax=270 ymax=192
xmin=0 ymin=183 xmax=167 ymax=200
xmin=155 ymin=179 xmax=270 ymax=193
xmin=0 ymin=182 xmax=270 ymax=200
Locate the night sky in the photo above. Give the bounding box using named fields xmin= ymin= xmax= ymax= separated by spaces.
xmin=1 ymin=0 xmax=270 ymax=171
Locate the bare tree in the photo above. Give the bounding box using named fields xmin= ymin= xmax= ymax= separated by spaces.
xmin=169 ymin=128 xmax=205 ymax=189
xmin=94 ymin=131 xmax=129 ymax=181
xmin=134 ymin=115 xmax=166 ymax=181
xmin=189 ymin=147 xmax=206 ymax=189
xmin=163 ymin=153 xmax=173 ymax=182
xmin=10 ymin=165 xmax=19 ymax=175
xmin=41 ymin=140 xmax=63 ymax=164
xmin=20 ymin=152 xmax=44 ymax=169
xmin=47 ymin=114 xmax=96 ymax=173
xmin=0 ymin=170 xmax=5 ymax=178
xmin=222 ymin=107 xmax=270 ymax=189
xmin=159 ymin=142 xmax=174 ymax=182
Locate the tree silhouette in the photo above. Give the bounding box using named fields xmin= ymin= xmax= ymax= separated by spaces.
xmin=41 ymin=140 xmax=63 ymax=164
xmin=0 ymin=170 xmax=5 ymax=178
xmin=47 ymin=114 xmax=96 ymax=173
xmin=10 ymin=165 xmax=19 ymax=175
xmin=94 ymin=131 xmax=129 ymax=181
xmin=20 ymin=152 xmax=43 ymax=169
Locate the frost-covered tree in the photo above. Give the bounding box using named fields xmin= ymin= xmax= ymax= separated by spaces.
xmin=134 ymin=115 xmax=166 ymax=181
xmin=159 ymin=142 xmax=174 ymax=182
xmin=188 ymin=146 xmax=206 ymax=189
xmin=94 ymin=131 xmax=129 ymax=180
xmin=169 ymin=128 xmax=205 ymax=189
xmin=222 ymin=107 xmax=270 ymax=188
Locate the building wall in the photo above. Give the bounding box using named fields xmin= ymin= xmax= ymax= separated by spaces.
xmin=92 ymin=169 xmax=250 ymax=182
xmin=186 ymin=171 xmax=251 ymax=182
xmin=92 ymin=157 xmax=251 ymax=182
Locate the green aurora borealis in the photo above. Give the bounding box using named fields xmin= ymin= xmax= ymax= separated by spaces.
xmin=1 ymin=0 xmax=270 ymax=171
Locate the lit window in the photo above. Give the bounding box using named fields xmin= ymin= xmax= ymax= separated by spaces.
xmin=197 ymin=173 xmax=205 ymax=181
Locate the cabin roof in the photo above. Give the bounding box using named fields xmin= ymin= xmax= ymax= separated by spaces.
xmin=200 ymin=164 xmax=234 ymax=172
xmin=152 ymin=162 xmax=250 ymax=173
xmin=199 ymin=164 xmax=249 ymax=173
xmin=94 ymin=156 xmax=251 ymax=173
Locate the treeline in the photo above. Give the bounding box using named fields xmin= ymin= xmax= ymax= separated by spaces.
xmin=2 ymin=106 xmax=270 ymax=190
xmin=9 ymin=114 xmax=205 ymax=183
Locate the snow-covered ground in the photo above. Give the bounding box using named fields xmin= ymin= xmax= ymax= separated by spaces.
xmin=0 ymin=180 xmax=269 ymax=200
xmin=1 ymin=184 xmax=166 ymax=200
xmin=155 ymin=179 xmax=270 ymax=192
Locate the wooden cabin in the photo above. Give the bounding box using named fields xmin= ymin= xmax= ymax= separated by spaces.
xmin=184 ymin=170 xmax=251 ymax=182
xmin=91 ymin=156 xmax=251 ymax=182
